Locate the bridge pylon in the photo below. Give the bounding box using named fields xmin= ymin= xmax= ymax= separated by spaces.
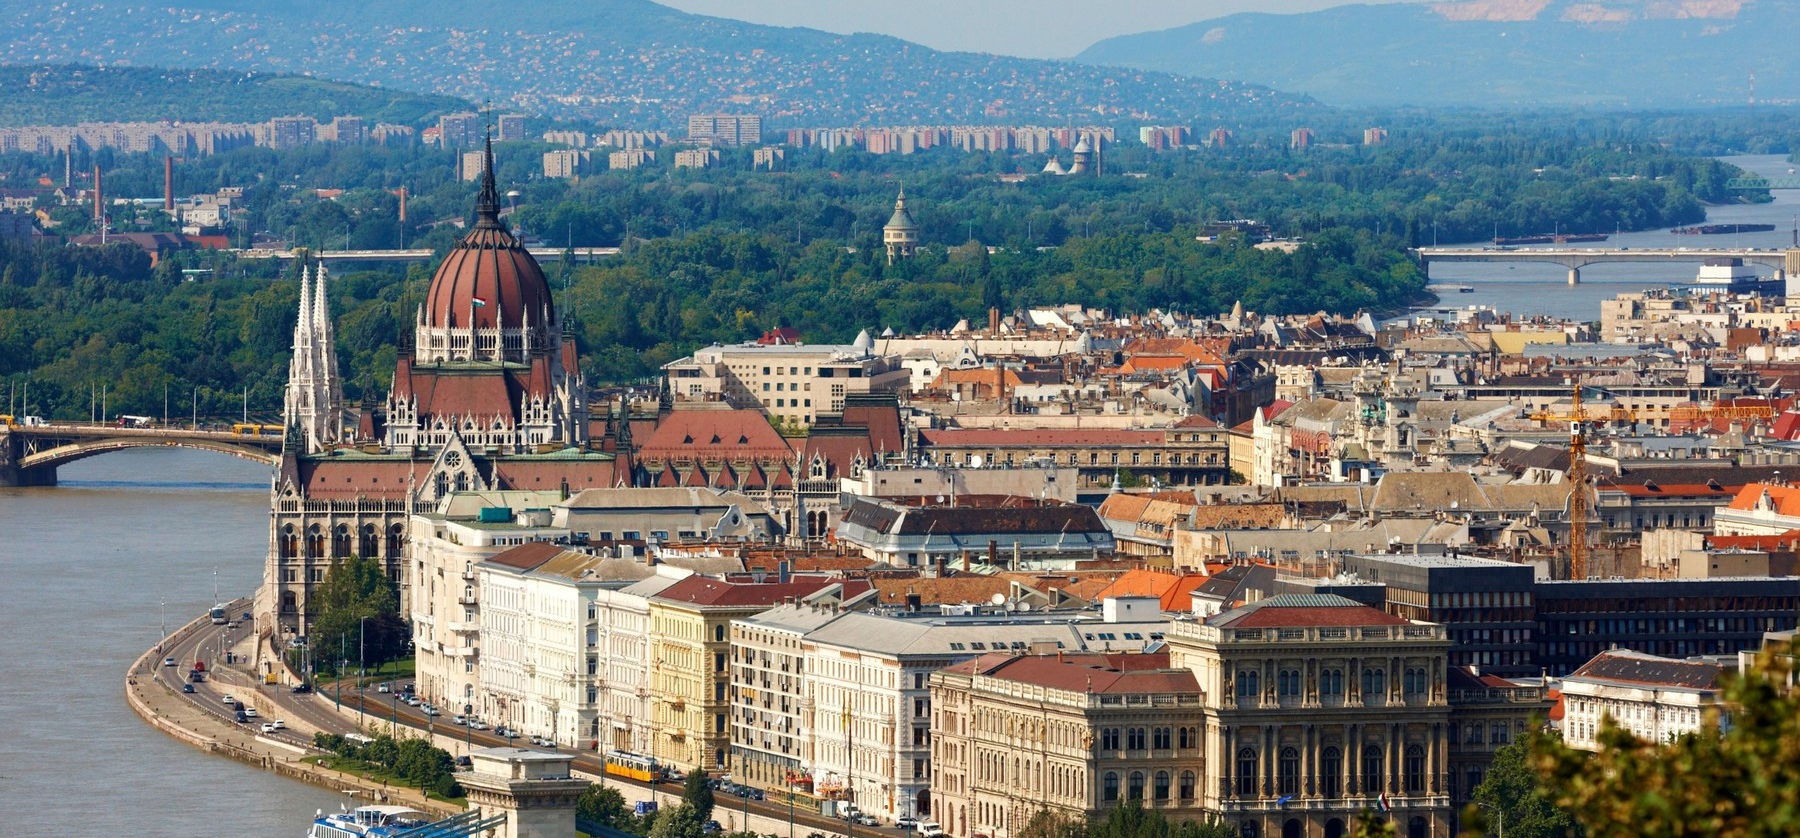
xmin=0 ymin=430 xmax=56 ymax=487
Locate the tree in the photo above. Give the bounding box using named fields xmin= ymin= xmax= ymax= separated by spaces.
xmin=578 ymin=783 xmax=630 ymax=829
xmin=310 ymin=554 xmax=409 ymax=675
xmin=683 ymin=770 xmax=716 ymax=821
xmin=1532 ymin=645 xmax=1800 ymax=838
xmin=1471 ymin=734 xmax=1580 ymax=838
xmin=648 ymin=803 xmax=708 ymax=838
xmin=1085 ymin=802 xmax=1236 ymax=838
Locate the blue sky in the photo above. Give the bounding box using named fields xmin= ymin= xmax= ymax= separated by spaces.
xmin=658 ymin=0 xmax=1390 ymax=59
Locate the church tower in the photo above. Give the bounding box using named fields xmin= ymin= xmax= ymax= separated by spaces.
xmin=883 ymin=189 xmax=919 ymax=265
xmin=283 ymin=262 xmax=343 ymax=453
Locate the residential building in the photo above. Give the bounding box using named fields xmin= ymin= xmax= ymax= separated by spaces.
xmin=648 ymin=575 xmax=873 ymax=772
xmin=753 ymin=146 xmax=785 ymax=169
xmin=1533 ymin=576 xmax=1800 ymax=674
xmin=931 ymin=652 xmax=1207 ymax=838
xmin=543 ymin=150 xmax=585 ymax=179
xmin=687 ymin=114 xmax=762 ymax=148
xmin=1166 ymin=594 xmax=1456 ymax=838
xmin=1444 ymin=667 xmax=1550 ymax=805
xmin=497 ymin=114 xmax=528 ymax=142
xmin=439 ymin=112 xmax=482 ymax=148
xmin=674 ymin=149 xmax=721 ymax=169
xmin=555 ymin=487 xmax=781 ymax=546
xmin=1560 ymin=649 xmax=1724 ymax=750
xmin=609 ymin=149 xmax=656 ymax=170
xmin=917 ymin=424 xmax=1232 ymax=491
xmin=735 ymin=604 xmax=1173 ymax=822
xmin=268 ymin=116 xmax=317 ymax=150
xmin=330 ymin=116 xmax=367 ymax=145
xmin=662 ymin=335 xmax=909 ymax=425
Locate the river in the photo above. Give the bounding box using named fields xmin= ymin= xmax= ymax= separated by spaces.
xmin=1410 ymin=153 xmax=1800 ymax=322
xmin=0 ymin=448 xmax=342 ymax=837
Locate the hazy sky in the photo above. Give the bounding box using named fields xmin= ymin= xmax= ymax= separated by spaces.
xmin=658 ymin=0 xmax=1384 ymax=59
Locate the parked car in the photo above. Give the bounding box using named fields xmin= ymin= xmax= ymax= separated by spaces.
xmin=897 ymin=817 xmax=920 ymax=830
xmin=703 ymin=821 xmax=723 ymax=834
xmin=181 ymin=683 xmax=196 ymax=694
xmin=455 ymin=755 xmax=473 ymax=769
xmin=852 ymin=814 xmax=879 ymax=827
xmin=918 ymin=822 xmax=945 ymax=838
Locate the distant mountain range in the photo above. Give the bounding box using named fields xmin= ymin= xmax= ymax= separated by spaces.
xmin=0 ymin=65 xmax=470 ymax=127
xmin=0 ymin=0 xmax=1312 ymax=127
xmin=1078 ymin=0 xmax=1800 ymax=107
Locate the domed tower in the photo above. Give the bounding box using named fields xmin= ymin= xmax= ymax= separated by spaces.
xmin=1069 ymin=134 xmax=1099 ymax=176
xmin=384 ymin=138 xmax=587 ymax=453
xmin=883 ymin=189 xmax=919 ymax=265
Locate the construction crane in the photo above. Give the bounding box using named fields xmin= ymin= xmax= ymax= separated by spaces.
xmin=1528 ymin=390 xmax=1776 ymax=579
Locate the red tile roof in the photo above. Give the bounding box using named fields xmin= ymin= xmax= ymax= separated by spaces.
xmin=637 ymin=410 xmax=796 ymax=460
xmin=950 ymin=652 xmax=1199 ymax=695
xmin=652 ymin=575 xmax=872 ymax=608
xmin=1095 ymin=569 xmax=1210 ymax=611
xmin=1210 ymin=594 xmax=1409 ymax=628
xmin=920 ymin=428 xmax=1162 ymax=447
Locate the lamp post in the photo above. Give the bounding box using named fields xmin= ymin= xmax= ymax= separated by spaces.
xmin=1477 ymin=802 xmax=1504 ymax=838
xmin=390 ymin=694 xmax=400 ymax=736
xmin=358 ymin=617 xmax=368 ymax=726
xmin=465 ymin=703 xmax=474 ymax=754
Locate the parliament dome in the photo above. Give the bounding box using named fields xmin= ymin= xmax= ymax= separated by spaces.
xmin=423 ymin=142 xmax=555 ymax=335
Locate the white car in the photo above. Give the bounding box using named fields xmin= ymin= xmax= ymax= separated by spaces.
xmin=163 ymin=657 xmax=177 ymax=667
xmin=453 ymin=714 xmax=468 ymax=725
xmin=918 ymin=822 xmax=945 ymax=838
xmin=896 ymin=817 xmax=920 ymax=830
xmin=260 ymin=722 xmax=281 ymax=733
xmin=468 ymin=720 xmax=490 ymax=730
xmin=221 ymin=694 xmax=237 ymax=705
xmin=243 ymin=706 xmax=259 ymax=718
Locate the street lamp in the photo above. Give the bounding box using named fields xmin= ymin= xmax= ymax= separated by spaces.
xmin=465 ymin=703 xmax=474 ymax=754
xmin=390 ymin=694 xmax=401 ymax=736
xmin=1477 ymin=802 xmax=1505 ymax=838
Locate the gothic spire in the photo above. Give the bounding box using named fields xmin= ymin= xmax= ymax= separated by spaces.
xmin=474 ymin=133 xmax=502 ymax=230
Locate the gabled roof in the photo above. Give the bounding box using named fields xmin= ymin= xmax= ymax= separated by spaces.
xmin=1094 ymin=569 xmax=1207 ymax=611
xmin=636 ymin=409 xmax=795 ymax=460
xmin=652 ymin=575 xmax=871 ymax=608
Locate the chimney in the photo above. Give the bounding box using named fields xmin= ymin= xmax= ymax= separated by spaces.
xmin=988 ymin=306 xmax=1001 ymax=336
xmin=961 ymin=550 xmax=972 ymax=572
xmin=905 ymin=592 xmax=922 ymax=612
xmin=92 ymin=165 xmax=103 ymax=222
xmin=933 ymin=554 xmax=946 ymax=578
xmin=988 ymin=539 xmax=999 ymax=566
xmin=163 ymin=156 xmax=174 ymax=212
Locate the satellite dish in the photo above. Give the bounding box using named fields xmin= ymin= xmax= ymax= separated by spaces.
xmin=990 ymin=593 xmax=1007 ymax=606
xmin=936 ymin=495 xmax=947 ymax=504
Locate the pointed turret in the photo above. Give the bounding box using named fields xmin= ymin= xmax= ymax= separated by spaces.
xmin=283 ymin=262 xmax=344 ymax=453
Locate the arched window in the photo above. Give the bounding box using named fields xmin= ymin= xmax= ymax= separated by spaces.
xmin=1103 ymin=772 xmax=1119 ymax=802
xmin=1179 ymin=770 xmax=1196 ymax=800
xmin=1153 ymin=770 xmax=1170 ymax=800
xmin=1321 ymin=668 xmax=1344 ymax=697
xmin=361 ymin=524 xmax=380 ymax=558
xmin=1320 ymin=746 xmax=1342 ymax=798
xmin=1362 ymin=667 xmax=1386 ymax=698
xmin=387 ymin=523 xmax=405 ymax=557
xmin=1178 ymin=726 xmax=1194 ymax=750
xmin=1404 ymin=745 xmax=1426 ymax=793
xmin=1278 ymin=747 xmax=1300 ymax=796
xmin=1404 ymin=667 xmax=1428 ymax=696
xmin=333 ymin=524 xmax=352 ymax=557
xmin=1277 ymin=669 xmax=1302 ymax=698
xmin=714 ymin=624 xmax=726 ymax=643
xmin=305 ymin=524 xmax=324 ymax=558
xmin=1362 ymin=744 xmax=1385 ymax=793
xmin=1128 ymin=771 xmax=1145 ymax=800
xmin=280 ymin=524 xmax=298 ymax=558
xmin=1127 ymin=728 xmax=1147 ymax=750
xmin=1236 ymin=748 xmax=1258 ymax=796
xmin=1236 ymin=669 xmax=1260 ymax=700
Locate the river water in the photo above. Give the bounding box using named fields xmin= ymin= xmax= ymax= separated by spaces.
xmin=1411 ymin=153 xmax=1800 ymax=322
xmin=0 ymin=449 xmax=342 ymax=837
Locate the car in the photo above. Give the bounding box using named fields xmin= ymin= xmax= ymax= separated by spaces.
xmin=454 ymin=755 xmax=473 ymax=769
xmin=268 ymin=719 xmax=286 ymax=730
xmin=405 ymin=695 xmax=423 ymax=706
xmin=665 ymin=768 xmax=686 ymax=783
xmin=839 ymin=806 xmax=859 ymax=820
xmin=163 ymin=656 xmax=177 ymax=667
xmin=181 ymin=683 xmax=196 ymax=694
xmin=853 ymin=814 xmax=879 ymax=827
xmin=220 ymin=694 xmax=236 ymax=705
xmin=422 ymin=705 xmax=440 ymax=716
xmin=377 ymin=683 xmax=392 ymax=694
xmin=918 ymin=822 xmax=945 ymax=838
xmin=260 ymin=722 xmax=281 ymax=733
xmin=745 ymin=788 xmax=764 ymax=801
xmin=453 ymin=715 xmax=468 ymax=725
xmin=703 ymin=821 xmax=723 ymax=834
xmin=291 ymin=683 xmax=312 ymax=694
xmin=468 ymin=719 xmax=489 ymax=731
xmin=243 ymin=706 xmax=259 ymax=718
xmin=234 ymin=710 xmax=249 ymax=723
xmin=897 ymin=817 xmax=920 ymax=830
xmin=633 ymin=801 xmax=659 ymax=817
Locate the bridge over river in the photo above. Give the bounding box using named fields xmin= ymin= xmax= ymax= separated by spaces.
xmin=1413 ymin=246 xmax=1800 ymax=285
xmin=0 ymin=422 xmax=282 ymax=486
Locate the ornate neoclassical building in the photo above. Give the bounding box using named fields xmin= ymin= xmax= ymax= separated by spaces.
xmin=257 ymin=142 xmax=616 ymax=648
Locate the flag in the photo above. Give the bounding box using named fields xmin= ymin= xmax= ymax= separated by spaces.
xmin=1276 ymin=794 xmax=1294 ymax=806
xmin=471 ymin=297 xmax=489 ymax=307
xmin=1378 ymin=792 xmax=1392 ymax=813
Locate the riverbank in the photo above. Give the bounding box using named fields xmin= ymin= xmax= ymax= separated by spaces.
xmin=124 ymin=604 xmax=461 ymax=820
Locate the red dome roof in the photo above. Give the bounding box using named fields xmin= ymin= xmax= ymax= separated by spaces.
xmin=423 ymin=143 xmax=555 ymax=333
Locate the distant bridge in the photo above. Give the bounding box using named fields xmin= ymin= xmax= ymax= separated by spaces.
xmin=1412 ymin=246 xmax=1800 ymax=285
xmin=0 ymin=422 xmax=282 ymax=486
xmin=232 ymin=246 xmax=621 ymax=265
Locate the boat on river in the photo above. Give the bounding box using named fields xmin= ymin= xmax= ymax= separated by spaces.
xmin=306 ymin=805 xmax=432 ymax=838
